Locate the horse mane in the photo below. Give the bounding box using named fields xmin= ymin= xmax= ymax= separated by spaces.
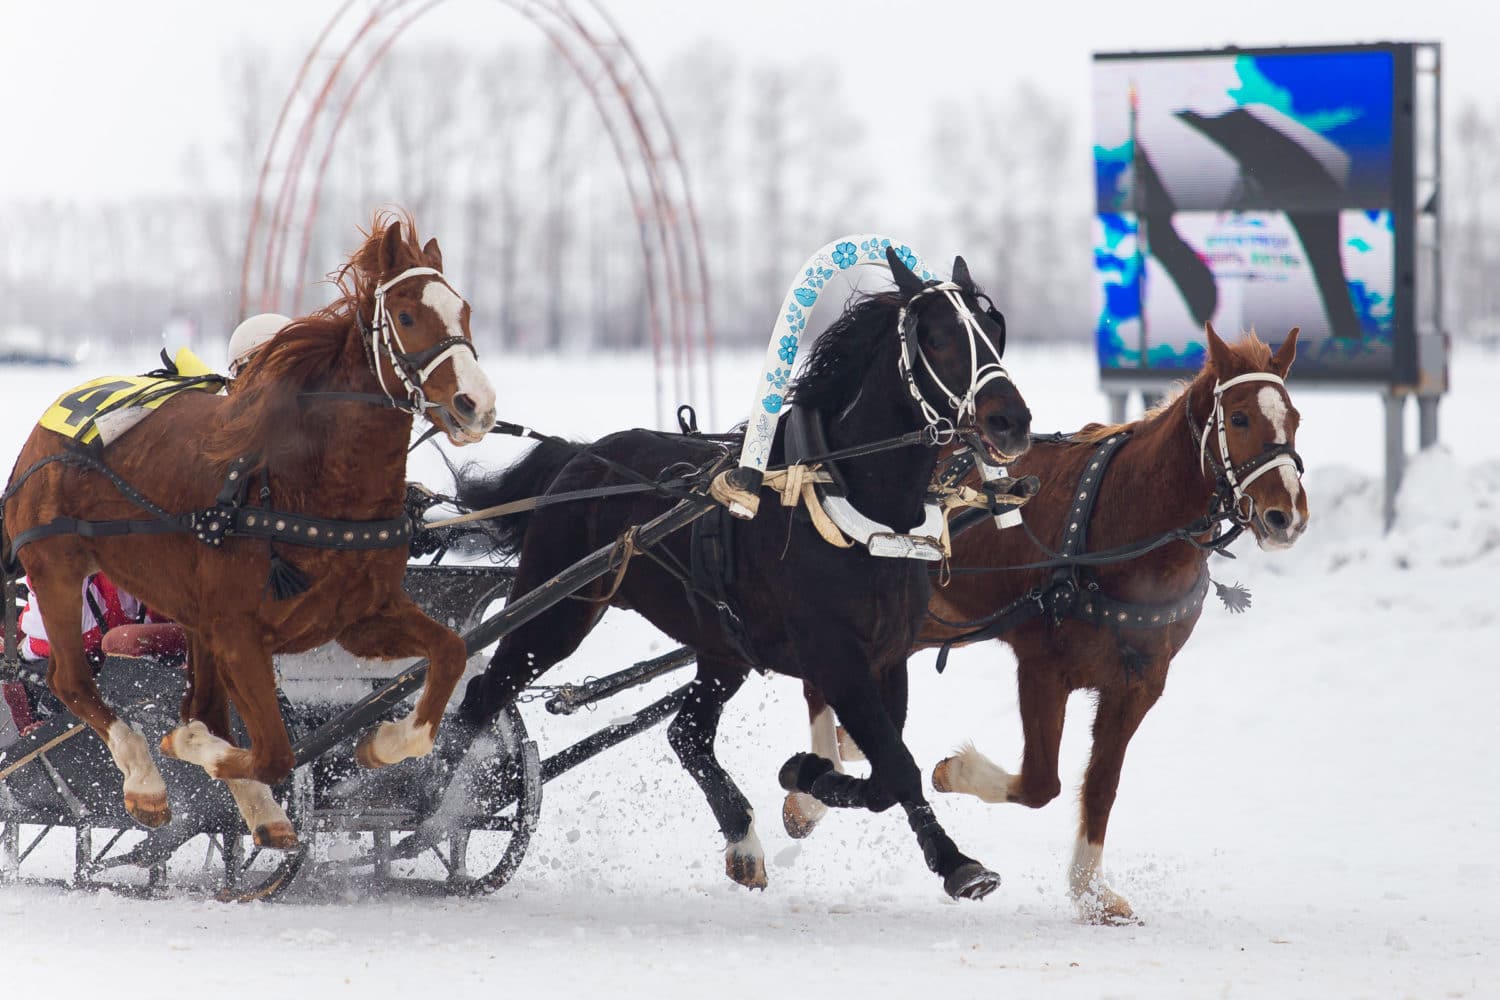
xmin=205 ymin=209 xmax=428 ymax=471
xmin=1073 ymin=331 xmax=1275 ymax=444
xmin=786 ymin=292 xmax=903 ymax=413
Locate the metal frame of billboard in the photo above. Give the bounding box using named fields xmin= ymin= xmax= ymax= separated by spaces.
xmin=1093 ymin=42 xmax=1444 ymax=529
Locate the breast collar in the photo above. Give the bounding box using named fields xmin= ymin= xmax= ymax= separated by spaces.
xmin=784 ymin=405 xmax=946 ymax=561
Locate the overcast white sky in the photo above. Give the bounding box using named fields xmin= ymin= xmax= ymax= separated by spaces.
xmin=0 ymin=0 xmax=1488 ymax=204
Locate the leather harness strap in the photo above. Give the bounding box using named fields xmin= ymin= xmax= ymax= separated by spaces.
xmin=932 ymin=431 xmax=1212 ymax=673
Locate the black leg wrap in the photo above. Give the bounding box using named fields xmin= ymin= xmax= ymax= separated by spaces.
xmin=683 ymin=753 xmax=752 ymax=842
xmin=808 ymin=770 xmax=871 ymax=810
xmin=778 ymin=752 xmax=834 ymax=793
xmin=907 ymin=803 xmax=1002 ymax=900
xmin=906 ymin=805 xmax=949 ymax=873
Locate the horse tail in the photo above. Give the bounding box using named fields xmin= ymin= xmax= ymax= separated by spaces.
xmin=455 ymin=438 xmax=582 ymax=560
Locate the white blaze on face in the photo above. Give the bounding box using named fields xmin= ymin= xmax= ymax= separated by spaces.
xmin=1256 ymin=385 xmax=1303 ymax=528
xmin=421 ymin=280 xmax=495 ymax=433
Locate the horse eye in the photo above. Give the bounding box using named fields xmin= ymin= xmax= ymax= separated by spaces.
xmin=398 ymin=312 xmax=414 ymax=328
xmin=926 ymin=331 xmax=949 ymax=350
xmin=1230 ymin=412 xmax=1249 ymax=428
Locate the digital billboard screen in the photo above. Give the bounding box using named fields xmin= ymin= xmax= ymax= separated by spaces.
xmin=1092 ymin=46 xmax=1413 ymax=381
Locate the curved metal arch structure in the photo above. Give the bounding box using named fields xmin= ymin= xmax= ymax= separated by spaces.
xmin=240 ymin=0 xmax=714 ymax=427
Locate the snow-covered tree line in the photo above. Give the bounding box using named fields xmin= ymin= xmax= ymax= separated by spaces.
xmin=19 ymin=41 xmax=1500 ymax=360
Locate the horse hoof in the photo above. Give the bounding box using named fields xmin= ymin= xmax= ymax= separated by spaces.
xmin=944 ymin=862 xmax=1001 ymax=901
xmin=254 ymin=823 xmax=300 ymax=851
xmin=1077 ymin=891 xmax=1139 ymax=925
xmin=353 ymin=732 xmax=386 ymax=769
xmin=725 ymin=849 xmax=768 ymax=890
xmin=781 ymin=792 xmax=826 ymax=839
xmin=778 ymin=752 xmax=833 ymax=793
xmin=125 ymin=793 xmax=172 ymax=829
xmin=931 ymin=757 xmax=957 ymax=793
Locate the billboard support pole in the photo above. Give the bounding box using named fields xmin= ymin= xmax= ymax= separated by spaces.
xmin=1382 ymin=391 xmax=1406 ymax=531
xmin=1106 ymin=392 xmax=1127 ymax=424
xmin=1417 ymin=396 xmax=1439 ymax=449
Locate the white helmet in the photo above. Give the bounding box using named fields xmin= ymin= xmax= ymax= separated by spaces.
xmin=227 ymin=313 xmax=291 ymax=377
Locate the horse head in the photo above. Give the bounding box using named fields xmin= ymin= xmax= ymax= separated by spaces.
xmin=1200 ymin=323 xmax=1308 ymax=550
xmin=887 ymin=247 xmax=1031 ymax=463
xmin=361 ymin=219 xmax=496 ymax=445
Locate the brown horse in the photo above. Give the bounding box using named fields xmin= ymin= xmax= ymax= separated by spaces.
xmin=1 ymin=212 xmax=496 ymax=847
xmin=785 ymin=325 xmax=1308 ymax=921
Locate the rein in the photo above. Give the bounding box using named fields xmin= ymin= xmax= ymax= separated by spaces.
xmin=423 ymin=417 xmax=937 ymax=536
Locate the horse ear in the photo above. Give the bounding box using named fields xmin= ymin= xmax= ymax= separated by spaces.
xmin=422 ymin=237 xmax=443 ymax=272
xmin=1271 ymin=327 xmax=1299 ymax=378
xmin=951 ymin=255 xmax=974 ymax=290
xmin=886 ymin=246 xmax=924 ymax=296
xmin=379 ymin=220 xmax=407 ymax=275
xmin=1204 ymin=322 xmax=1237 ymax=374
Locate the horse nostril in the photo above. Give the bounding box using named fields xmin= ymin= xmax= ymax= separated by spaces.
xmin=1265 ymin=508 xmax=1290 ymax=531
xmin=452 ymin=392 xmax=477 ymax=422
xmin=985 ymin=412 xmax=1012 ymax=436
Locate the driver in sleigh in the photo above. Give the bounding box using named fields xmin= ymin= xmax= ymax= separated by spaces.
xmin=2 ymin=572 xmax=184 ymax=739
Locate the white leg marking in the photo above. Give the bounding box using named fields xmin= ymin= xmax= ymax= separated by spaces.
xmin=106 ymin=718 xmax=166 ymax=798
xmin=1069 ymin=834 xmax=1134 ymax=921
xmin=367 ymin=712 xmax=437 ymax=766
xmin=933 ymin=743 xmax=1018 ymax=803
xmin=163 ymin=719 xmax=234 ymax=777
xmin=810 ymin=706 xmax=844 ymax=772
xmin=225 ymin=779 xmax=291 ymax=836
xmin=726 ymin=809 xmax=767 ymax=888
xmin=1257 ymin=385 xmax=1304 ymax=529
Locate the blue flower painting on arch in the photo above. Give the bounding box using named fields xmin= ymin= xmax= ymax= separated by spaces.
xmin=892 ymin=245 xmax=918 ymax=271
xmin=766 ymin=367 xmax=791 ymax=391
xmin=777 ymin=335 xmax=798 ymax=364
xmin=832 ymin=242 xmax=859 ymax=269
xmin=762 ymin=393 xmax=784 ymax=414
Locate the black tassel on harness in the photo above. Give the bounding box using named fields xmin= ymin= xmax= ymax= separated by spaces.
xmin=1213 ymin=578 xmax=1253 ymax=614
xmin=266 ymin=552 xmax=310 ymax=601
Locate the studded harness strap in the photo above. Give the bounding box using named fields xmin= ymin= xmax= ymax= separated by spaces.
xmin=931 ymin=431 xmax=1210 ymax=673
xmin=186 ymin=456 xmax=411 ymax=551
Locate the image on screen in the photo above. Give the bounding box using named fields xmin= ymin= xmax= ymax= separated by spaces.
xmin=1092 ymin=48 xmax=1399 ymax=378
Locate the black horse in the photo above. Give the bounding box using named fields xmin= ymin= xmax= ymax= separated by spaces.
xmin=455 ymin=249 xmax=1032 ymax=899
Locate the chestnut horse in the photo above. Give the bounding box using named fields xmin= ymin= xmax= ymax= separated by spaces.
xmin=786 ymin=325 xmax=1308 ymax=921
xmin=0 ymin=213 xmax=496 ymax=847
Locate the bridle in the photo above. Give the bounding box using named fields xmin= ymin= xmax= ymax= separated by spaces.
xmin=1188 ymin=371 xmax=1304 ymax=530
xmin=361 ymin=265 xmax=478 ymax=416
xmin=895 ymin=281 xmax=1011 ymax=444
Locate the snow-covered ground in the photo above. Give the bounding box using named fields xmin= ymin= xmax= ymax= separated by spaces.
xmin=2 ymin=341 xmax=1498 ymax=998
